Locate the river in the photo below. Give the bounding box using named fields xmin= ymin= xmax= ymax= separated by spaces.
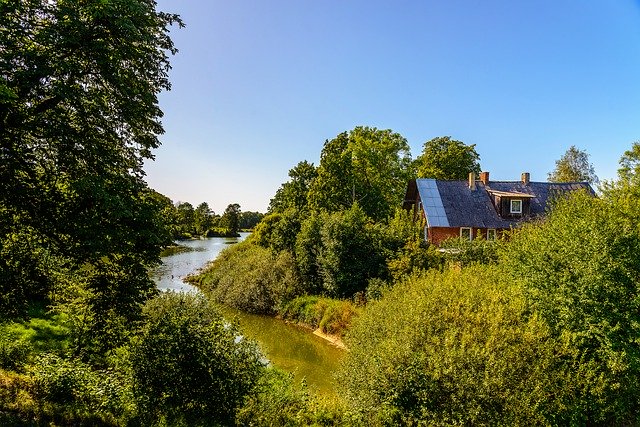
xmin=150 ymin=235 xmax=344 ymax=395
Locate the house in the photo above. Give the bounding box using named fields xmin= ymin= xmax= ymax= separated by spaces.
xmin=403 ymin=172 xmax=594 ymax=245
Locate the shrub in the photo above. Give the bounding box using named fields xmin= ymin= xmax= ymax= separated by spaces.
xmin=439 ymin=236 xmax=500 ymax=267
xmin=280 ymin=296 xmax=358 ymax=337
xmin=237 ymin=368 xmax=346 ymax=426
xmin=337 ymin=267 xmax=574 ymax=426
xmin=193 ymin=241 xmax=302 ymax=314
xmin=128 ymin=292 xmax=264 ymax=425
xmin=31 ymin=353 xmax=133 ymax=423
xmin=0 ymin=338 xmax=31 ymax=371
xmin=500 ymin=191 xmax=640 ymax=424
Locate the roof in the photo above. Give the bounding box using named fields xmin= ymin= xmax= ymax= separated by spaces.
xmin=405 ymin=178 xmax=594 ymax=229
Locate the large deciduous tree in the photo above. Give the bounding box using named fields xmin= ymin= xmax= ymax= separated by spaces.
xmin=0 ymin=0 xmax=181 ymax=349
xmin=268 ymin=160 xmax=317 ymax=214
xmin=548 ymin=145 xmax=598 ymax=183
xmin=307 ymin=126 xmax=412 ymax=221
xmin=414 ymin=136 xmax=481 ymax=180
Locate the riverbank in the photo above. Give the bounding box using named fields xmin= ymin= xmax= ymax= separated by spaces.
xmin=152 ymin=235 xmax=346 ymax=395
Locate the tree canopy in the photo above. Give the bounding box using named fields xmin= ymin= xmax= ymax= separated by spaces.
xmin=307 ymin=126 xmax=413 ymax=221
xmin=547 ymin=145 xmax=598 ymax=183
xmin=268 ymin=161 xmax=317 ymax=214
xmin=0 ymin=0 xmax=182 ymax=350
xmin=414 ymin=136 xmax=481 ymax=180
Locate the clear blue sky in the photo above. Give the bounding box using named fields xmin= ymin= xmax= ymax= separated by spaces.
xmin=144 ymin=0 xmax=640 ymax=213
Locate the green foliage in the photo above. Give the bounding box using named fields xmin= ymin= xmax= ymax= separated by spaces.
xmin=57 ymin=255 xmax=158 ymax=360
xmin=129 ymin=292 xmax=263 ymax=425
xmin=220 ymin=203 xmax=242 ymax=235
xmin=237 ymin=368 xmax=346 ymax=426
xmin=31 ymin=353 xmax=134 ymax=424
xmin=269 ymin=160 xmax=318 ymax=214
xmin=317 ymin=205 xmax=385 ymax=297
xmin=193 ymin=202 xmax=214 ymax=235
xmin=378 ymin=208 xmax=443 ymax=283
xmin=337 ymin=267 xmax=572 ymax=426
xmin=439 ymin=236 xmax=500 ymax=267
xmin=414 ymin=136 xmax=481 ymax=180
xmin=294 ymin=213 xmax=325 ymax=294
xmin=308 ymin=127 xmax=413 ymax=221
xmin=0 ymin=306 xmax=70 ymax=370
xmin=239 ymin=210 xmax=265 ymax=230
xmin=253 ymin=209 xmax=302 ymax=253
xmin=548 ymin=145 xmax=599 ymax=184
xmin=280 ymin=296 xmax=359 ymax=337
xmin=0 ymin=0 xmax=181 ymax=356
xmin=500 ymin=191 xmax=640 ymax=423
xmin=193 ymin=241 xmax=303 ymax=314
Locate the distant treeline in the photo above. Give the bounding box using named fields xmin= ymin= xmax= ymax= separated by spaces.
xmin=150 ymin=194 xmax=264 ymax=239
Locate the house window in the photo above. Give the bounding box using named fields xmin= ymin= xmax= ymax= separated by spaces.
xmin=510 ymin=199 xmax=522 ymax=214
xmin=487 ymin=229 xmax=496 ymax=241
xmin=460 ymin=227 xmax=472 ymax=241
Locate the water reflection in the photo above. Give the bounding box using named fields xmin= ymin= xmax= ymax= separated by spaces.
xmin=219 ymin=306 xmax=344 ymax=395
xmin=151 ymin=232 xmax=344 ymax=395
xmin=151 ymin=233 xmax=248 ymax=292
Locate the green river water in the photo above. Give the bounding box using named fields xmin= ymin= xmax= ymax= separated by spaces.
xmin=151 ymin=235 xmax=344 ymax=395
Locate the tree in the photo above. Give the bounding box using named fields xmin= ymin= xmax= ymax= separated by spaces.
xmin=318 ymin=204 xmax=385 ymax=297
xmin=220 ymin=203 xmax=241 ymax=235
xmin=0 ymin=0 xmax=181 ymax=348
xmin=194 ymin=202 xmax=214 ymax=235
xmin=269 ymin=161 xmax=317 ymax=214
xmin=617 ymin=141 xmax=640 ymax=184
xmin=129 ymin=292 xmax=263 ymax=425
xmin=548 ymin=145 xmax=598 ymax=183
xmin=238 ymin=211 xmax=265 ymax=230
xmin=307 ymin=127 xmax=413 ymax=221
xmin=414 ymin=136 xmax=481 ymax=180
xmin=175 ymin=202 xmax=195 ymax=236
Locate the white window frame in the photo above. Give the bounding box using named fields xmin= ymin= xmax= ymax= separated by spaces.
xmin=487 ymin=228 xmax=497 ymax=241
xmin=460 ymin=227 xmax=472 ymax=241
xmin=510 ymin=199 xmax=522 ymax=214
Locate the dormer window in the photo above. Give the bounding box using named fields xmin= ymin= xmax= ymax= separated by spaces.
xmin=510 ymin=199 xmax=522 ymax=214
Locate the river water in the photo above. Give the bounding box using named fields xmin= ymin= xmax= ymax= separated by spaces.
xmin=150 ymin=235 xmax=344 ymax=395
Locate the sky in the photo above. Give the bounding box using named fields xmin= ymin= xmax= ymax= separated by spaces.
xmin=144 ymin=0 xmax=640 ymax=213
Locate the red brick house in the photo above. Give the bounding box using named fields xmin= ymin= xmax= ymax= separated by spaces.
xmin=403 ymin=172 xmax=594 ymax=245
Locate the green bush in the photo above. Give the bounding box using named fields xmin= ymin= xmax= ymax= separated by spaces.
xmin=500 ymin=191 xmax=640 ymax=424
xmin=128 ymin=292 xmax=264 ymax=425
xmin=193 ymin=241 xmax=302 ymax=314
xmin=280 ymin=296 xmax=358 ymax=337
xmin=31 ymin=353 xmax=133 ymax=423
xmin=337 ymin=267 xmax=574 ymax=426
xmin=0 ymin=338 xmax=31 ymax=371
xmin=237 ymin=368 xmax=346 ymax=426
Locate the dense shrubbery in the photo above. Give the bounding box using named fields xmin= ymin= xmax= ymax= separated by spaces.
xmin=338 ymin=267 xmax=569 ymax=426
xmin=500 ymin=191 xmax=640 ymax=424
xmin=237 ymin=368 xmax=345 ymax=426
xmin=192 ymin=241 xmax=302 ymax=314
xmin=129 ymin=292 xmax=264 ymax=425
xmin=337 ymin=189 xmax=640 ymax=425
xmin=280 ymin=296 xmax=359 ymax=336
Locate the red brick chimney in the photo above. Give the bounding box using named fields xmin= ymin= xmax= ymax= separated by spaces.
xmin=480 ymin=171 xmax=489 ymax=185
xmin=521 ymin=172 xmax=530 ymax=185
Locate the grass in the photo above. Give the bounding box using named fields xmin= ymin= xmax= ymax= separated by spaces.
xmin=279 ymin=296 xmax=359 ymax=337
xmin=0 ymin=304 xmax=71 ymax=370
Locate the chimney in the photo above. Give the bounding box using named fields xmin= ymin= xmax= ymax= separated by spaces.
xmin=521 ymin=172 xmax=530 ymax=185
xmin=480 ymin=171 xmax=490 ymax=185
xmin=468 ymin=172 xmax=476 ymax=190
